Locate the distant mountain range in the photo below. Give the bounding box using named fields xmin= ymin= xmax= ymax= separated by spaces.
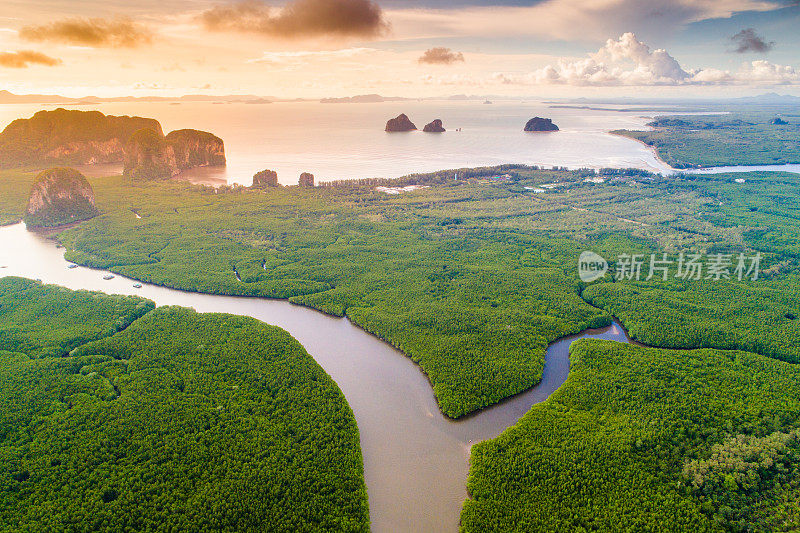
xmin=320 ymin=94 xmax=412 ymax=104
xmin=548 ymin=93 xmax=800 ymax=106
xmin=3 ymin=89 xmax=797 ymax=107
xmin=0 ymin=90 xmax=277 ymax=105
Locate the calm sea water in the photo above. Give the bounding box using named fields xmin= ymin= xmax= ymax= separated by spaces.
xmin=0 ymin=100 xmax=672 ymax=185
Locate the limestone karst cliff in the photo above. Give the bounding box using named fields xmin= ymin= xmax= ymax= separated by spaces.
xmin=166 ymin=129 xmax=226 ymax=170
xmin=24 ymin=167 xmax=99 ymax=228
xmin=0 ymin=109 xmax=162 ymax=169
xmin=123 ymin=129 xmax=178 ymax=181
xmin=123 ymin=128 xmax=226 ymax=181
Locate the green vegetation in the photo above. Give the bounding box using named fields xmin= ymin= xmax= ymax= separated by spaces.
xmin=462 ymin=341 xmax=800 ymax=532
xmin=583 ymin=278 xmax=800 ymax=362
xmin=53 ymin=172 xmax=619 ymax=418
xmin=0 ymin=277 xmax=152 ymax=358
xmin=0 ymin=277 xmax=369 ymax=531
xmin=2 ymin=163 xmax=798 ymax=417
xmin=1 ymin=145 xmax=800 ymax=529
xmin=123 ymin=128 xmax=175 ymax=181
xmin=0 ymin=169 xmax=36 ymax=226
xmin=614 ymin=112 xmax=800 ymax=168
xmin=582 ymin=171 xmax=800 ymax=359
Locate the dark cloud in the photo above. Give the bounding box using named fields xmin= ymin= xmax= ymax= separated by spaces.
xmin=200 ymin=0 xmax=389 ymax=39
xmin=418 ymin=47 xmax=465 ymax=65
xmin=19 ymin=18 xmax=153 ymax=48
xmin=730 ymin=28 xmax=774 ymax=54
xmin=0 ymin=50 xmax=62 ymax=68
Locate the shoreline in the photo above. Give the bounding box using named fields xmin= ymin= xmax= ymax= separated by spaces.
xmin=44 ymin=223 xmax=606 ymax=420
xmin=611 ymin=130 xmax=800 ymax=173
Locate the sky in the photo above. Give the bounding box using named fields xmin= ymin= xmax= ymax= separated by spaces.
xmin=0 ymin=0 xmax=799 ymax=98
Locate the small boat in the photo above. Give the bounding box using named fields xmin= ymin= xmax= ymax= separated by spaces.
xmin=67 ymin=264 xmax=78 ymax=269
xmin=103 ymin=274 xmax=115 ymax=280
xmin=133 ymin=283 xmax=143 ymax=289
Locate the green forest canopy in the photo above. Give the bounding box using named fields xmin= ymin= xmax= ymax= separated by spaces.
xmin=30 ymin=165 xmax=800 ymax=417
xmin=0 ymin=277 xmax=369 ymax=532
xmin=613 ymin=112 xmax=800 ymax=168
xmin=462 ymin=340 xmax=800 ymax=532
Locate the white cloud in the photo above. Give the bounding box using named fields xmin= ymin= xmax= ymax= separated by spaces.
xmin=736 ymin=60 xmax=799 ymax=84
xmin=495 ymin=33 xmax=799 ymax=87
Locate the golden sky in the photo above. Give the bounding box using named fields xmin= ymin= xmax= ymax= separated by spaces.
xmin=1 ymin=0 xmax=798 ymax=98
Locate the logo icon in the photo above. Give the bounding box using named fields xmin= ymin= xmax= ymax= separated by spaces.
xmin=579 ymin=251 xmax=608 ymax=282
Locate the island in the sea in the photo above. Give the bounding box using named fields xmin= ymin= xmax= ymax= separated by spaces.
xmin=423 ymin=119 xmax=446 ymax=133
xmin=524 ymin=117 xmax=559 ymax=132
xmin=385 ymin=113 xmax=417 ymax=132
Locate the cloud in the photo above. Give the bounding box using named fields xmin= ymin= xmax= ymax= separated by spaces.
xmin=730 ymin=28 xmax=775 ymax=53
xmin=387 ymin=0 xmax=784 ymax=42
xmin=200 ymin=0 xmax=389 ymax=40
xmin=19 ymin=17 xmax=153 ymax=48
xmin=526 ymin=33 xmax=690 ymax=86
xmin=735 ymin=60 xmax=797 ymax=83
xmin=495 ymin=33 xmax=799 ymax=86
xmin=0 ymin=50 xmax=61 ymax=68
xmin=418 ymin=47 xmax=464 ymax=65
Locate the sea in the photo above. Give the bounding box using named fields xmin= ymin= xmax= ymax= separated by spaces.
xmin=0 ymin=100 xmax=674 ymax=185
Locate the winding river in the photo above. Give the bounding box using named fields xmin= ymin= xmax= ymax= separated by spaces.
xmin=0 ymin=222 xmax=633 ymax=532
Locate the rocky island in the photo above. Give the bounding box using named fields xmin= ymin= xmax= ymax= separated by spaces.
xmin=524 ymin=117 xmax=559 ymax=132
xmin=385 ymin=114 xmax=417 ymax=132
xmin=123 ymin=128 xmax=225 ymax=181
xmin=423 ymin=119 xmax=446 ymax=133
xmin=0 ymin=108 xmax=161 ymax=169
xmin=23 ymin=167 xmax=99 ymax=228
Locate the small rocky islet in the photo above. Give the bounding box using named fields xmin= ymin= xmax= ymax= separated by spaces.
xmin=385 ymin=114 xmax=560 ymax=133
xmin=385 ymin=114 xmax=447 ymax=133
xmin=423 ymin=119 xmax=446 ymax=133
xmin=385 ymin=113 xmax=418 ymax=132
xmin=523 ymin=117 xmax=559 ymax=132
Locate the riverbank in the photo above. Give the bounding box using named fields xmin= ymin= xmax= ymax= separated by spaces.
xmin=0 ymin=221 xmax=633 ymax=532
